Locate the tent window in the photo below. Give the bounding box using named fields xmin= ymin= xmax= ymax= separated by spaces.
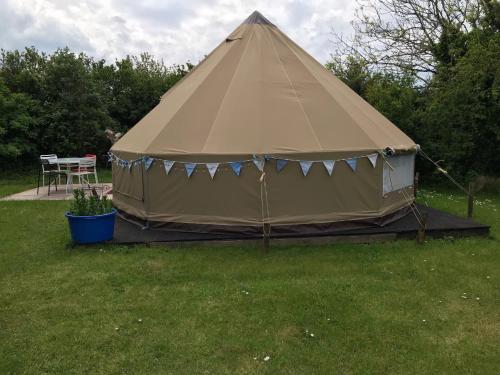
xmin=383 ymin=154 xmax=415 ymax=194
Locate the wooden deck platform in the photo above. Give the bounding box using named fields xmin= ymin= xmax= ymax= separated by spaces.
xmin=112 ymin=205 xmax=490 ymax=247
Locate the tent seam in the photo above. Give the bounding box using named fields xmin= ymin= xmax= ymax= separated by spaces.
xmin=272 ymin=29 xmax=391 ymax=149
xmin=200 ymin=29 xmax=255 ymax=153
xmin=281 ymin=29 xmax=399 ymax=144
xmin=144 ymin=37 xmax=239 ymax=154
xmin=264 ymin=27 xmax=323 ymax=150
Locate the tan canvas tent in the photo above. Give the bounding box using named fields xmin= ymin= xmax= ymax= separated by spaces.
xmin=111 ymin=11 xmax=417 ymax=233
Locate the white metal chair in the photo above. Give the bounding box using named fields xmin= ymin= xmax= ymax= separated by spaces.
xmin=37 ymin=154 xmax=62 ymax=194
xmin=66 ymin=157 xmax=98 ymax=192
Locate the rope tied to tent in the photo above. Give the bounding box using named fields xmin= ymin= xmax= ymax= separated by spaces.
xmin=418 ymin=148 xmax=470 ymax=196
xmin=259 ymin=171 xmax=271 ymax=238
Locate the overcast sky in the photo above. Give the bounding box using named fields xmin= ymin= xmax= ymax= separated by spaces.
xmin=0 ymin=0 xmax=356 ymax=66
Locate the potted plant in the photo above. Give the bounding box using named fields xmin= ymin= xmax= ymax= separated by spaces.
xmin=66 ymin=189 xmax=116 ymax=244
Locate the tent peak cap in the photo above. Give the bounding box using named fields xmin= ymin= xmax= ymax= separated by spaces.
xmin=243 ymin=10 xmax=275 ymax=27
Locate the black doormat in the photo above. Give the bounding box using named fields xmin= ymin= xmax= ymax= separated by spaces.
xmin=112 ymin=204 xmax=490 ymax=245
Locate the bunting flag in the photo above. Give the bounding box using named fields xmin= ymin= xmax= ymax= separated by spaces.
xmin=346 ymin=158 xmax=357 ymax=171
xmin=230 ymin=162 xmax=242 ymax=176
xmin=368 ymin=153 xmax=378 ymax=168
xmin=276 ymin=159 xmax=288 ymax=172
xmin=185 ymin=163 xmax=196 ymax=178
xmin=163 ymin=160 xmax=175 ymax=175
xmin=253 ymin=158 xmax=265 ymax=171
xmin=300 ymin=161 xmax=313 ymax=176
xmin=144 ymin=156 xmax=154 ymax=170
xmin=206 ymin=163 xmax=219 ymax=179
xmin=322 ymin=160 xmax=335 ymax=176
xmin=108 ymin=152 xmax=382 ymax=180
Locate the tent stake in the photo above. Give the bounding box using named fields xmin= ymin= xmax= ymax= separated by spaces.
xmin=467 ymin=182 xmax=474 ymax=219
xmin=416 ymin=212 xmax=427 ymax=244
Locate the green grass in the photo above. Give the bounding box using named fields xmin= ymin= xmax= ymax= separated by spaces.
xmin=0 ymin=178 xmax=498 ymax=374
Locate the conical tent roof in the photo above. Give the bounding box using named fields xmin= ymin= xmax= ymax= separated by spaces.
xmin=112 ymin=11 xmax=415 ymax=157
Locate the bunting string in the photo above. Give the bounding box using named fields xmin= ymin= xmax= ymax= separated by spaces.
xmin=108 ymin=151 xmax=381 ymax=178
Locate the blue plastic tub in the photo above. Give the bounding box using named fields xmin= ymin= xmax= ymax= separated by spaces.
xmin=65 ymin=209 xmax=117 ymax=244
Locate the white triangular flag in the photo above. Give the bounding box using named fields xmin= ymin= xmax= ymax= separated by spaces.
xmin=206 ymin=163 xmax=219 ymax=179
xmin=299 ymin=161 xmax=313 ymax=176
xmin=253 ymin=158 xmax=265 ymax=171
xmin=368 ymin=153 xmax=378 ymax=168
xmin=322 ymin=160 xmax=335 ymax=176
xmin=163 ymin=160 xmax=175 ymax=175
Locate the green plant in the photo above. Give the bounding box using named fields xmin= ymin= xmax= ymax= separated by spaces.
xmin=68 ymin=189 xmax=113 ymax=216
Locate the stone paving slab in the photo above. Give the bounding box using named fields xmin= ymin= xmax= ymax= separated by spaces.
xmin=1 ymin=184 xmax=113 ymax=201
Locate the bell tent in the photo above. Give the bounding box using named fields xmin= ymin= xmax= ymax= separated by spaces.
xmin=110 ymin=10 xmax=417 ymax=234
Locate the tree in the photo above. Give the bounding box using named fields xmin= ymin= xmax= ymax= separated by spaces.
xmin=38 ymin=48 xmax=117 ymax=159
xmin=421 ymin=29 xmax=500 ymax=178
xmin=326 ymin=55 xmax=371 ymax=96
xmin=0 ymin=78 xmax=40 ymax=166
xmin=96 ymin=54 xmax=192 ymax=132
xmin=331 ymin=0 xmax=488 ymax=80
xmin=327 ymin=54 xmax=422 ymax=141
xmin=0 ymin=47 xmax=47 ymax=98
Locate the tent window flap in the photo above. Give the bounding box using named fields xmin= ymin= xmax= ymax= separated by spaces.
xmin=383 ymin=154 xmax=415 ymax=194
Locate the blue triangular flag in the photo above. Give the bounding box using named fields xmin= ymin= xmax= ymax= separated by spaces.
xmin=163 ymin=160 xmax=175 ymax=175
xmin=206 ymin=163 xmax=219 ymax=179
xmin=276 ymin=159 xmax=288 ymax=172
xmin=368 ymin=153 xmax=378 ymax=168
xmin=185 ymin=163 xmax=196 ymax=178
xmin=108 ymin=153 xmax=114 ymax=162
xmin=144 ymin=156 xmax=153 ymax=170
xmin=230 ymin=162 xmax=242 ymax=176
xmin=253 ymin=158 xmax=265 ymax=171
xmin=322 ymin=160 xmax=335 ymax=176
xmin=346 ymin=158 xmax=357 ymax=171
xmin=300 ymin=161 xmax=313 ymax=176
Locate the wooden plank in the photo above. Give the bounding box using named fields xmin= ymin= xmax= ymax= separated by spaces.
xmin=149 ymin=233 xmax=398 ymax=249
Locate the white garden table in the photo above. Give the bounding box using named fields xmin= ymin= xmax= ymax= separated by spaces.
xmin=51 ymin=158 xmax=87 ymax=192
xmin=54 ymin=157 xmax=83 ymax=168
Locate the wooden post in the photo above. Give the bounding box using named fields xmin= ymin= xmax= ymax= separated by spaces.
xmin=467 ymin=182 xmax=474 ymax=219
xmin=417 ymin=212 xmax=427 ymax=244
xmin=263 ymin=223 xmax=270 ymax=253
xmin=414 ymin=172 xmax=419 ymax=199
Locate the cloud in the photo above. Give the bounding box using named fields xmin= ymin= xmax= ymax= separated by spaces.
xmin=0 ymin=0 xmax=356 ymax=65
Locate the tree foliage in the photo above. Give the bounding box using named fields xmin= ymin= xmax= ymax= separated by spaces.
xmin=0 ymin=78 xmax=40 ymax=164
xmin=332 ymin=0 xmax=490 ymax=80
xmin=329 ymin=0 xmax=500 ymax=180
xmin=0 ymin=48 xmax=191 ymax=167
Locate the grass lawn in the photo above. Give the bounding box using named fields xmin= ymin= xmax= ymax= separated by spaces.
xmin=0 ymin=173 xmax=498 ymax=374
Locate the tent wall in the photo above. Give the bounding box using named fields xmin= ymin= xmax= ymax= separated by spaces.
xmin=112 ymin=151 xmax=415 ymax=226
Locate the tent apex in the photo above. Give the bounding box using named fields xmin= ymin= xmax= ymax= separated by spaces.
xmin=243 ymin=10 xmax=275 ymax=27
